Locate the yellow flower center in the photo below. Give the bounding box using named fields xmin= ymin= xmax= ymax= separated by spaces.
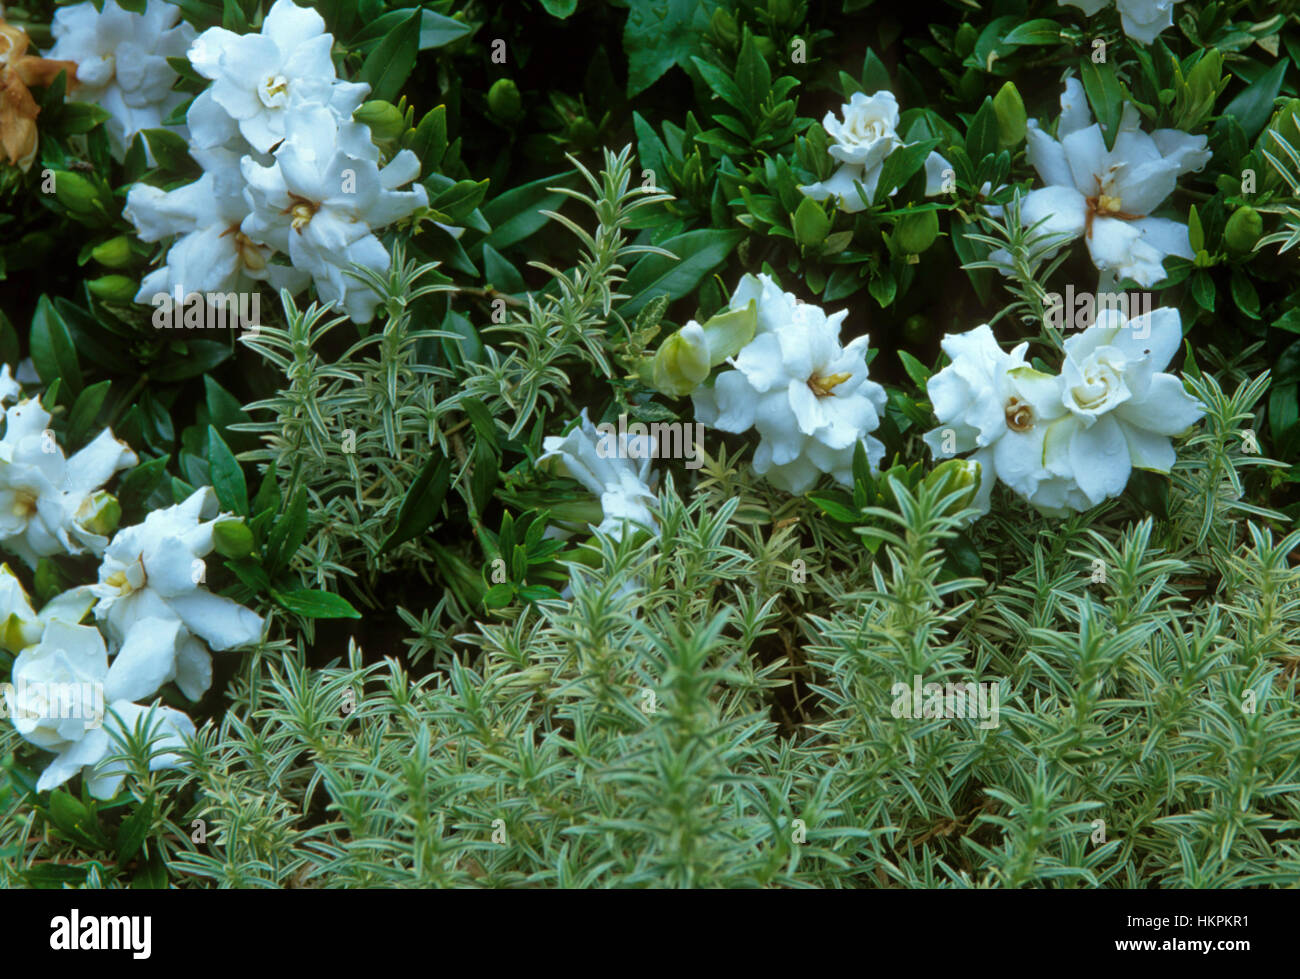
xmin=1096 ymin=193 xmax=1123 ymax=214
xmin=285 ymin=195 xmax=320 ymax=232
xmin=11 ymin=490 xmax=36 ymax=518
xmin=808 ymin=371 xmax=852 ymax=398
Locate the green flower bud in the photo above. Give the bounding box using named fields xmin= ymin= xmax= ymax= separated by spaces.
xmin=52 ymin=170 xmax=108 ymax=215
xmin=652 ymin=322 xmax=712 ymax=396
xmin=924 ymin=458 xmax=980 ymax=512
xmin=213 ymin=518 xmax=255 ymax=559
xmin=993 ymin=81 xmax=1027 ymax=147
xmin=1224 ymin=205 xmax=1263 ymax=254
xmin=76 ymin=490 xmax=121 ymax=537
xmin=486 ymin=79 xmax=523 ymax=124
xmin=955 ymin=23 xmax=978 ymax=58
xmin=353 ymin=100 xmax=406 ymax=140
xmin=894 ymin=208 xmax=940 ymax=254
xmin=85 ymin=274 xmax=137 ymax=302
xmin=90 ymin=235 xmax=133 ymax=268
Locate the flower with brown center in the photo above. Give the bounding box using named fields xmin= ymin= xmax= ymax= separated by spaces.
xmin=1004 ymin=396 xmax=1034 ymax=432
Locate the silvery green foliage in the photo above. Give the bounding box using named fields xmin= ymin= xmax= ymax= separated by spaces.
xmin=5 ymin=385 xmax=1299 ymax=886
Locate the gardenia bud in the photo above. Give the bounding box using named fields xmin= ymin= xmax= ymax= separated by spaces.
xmin=353 ymin=100 xmax=406 ymax=140
xmin=924 ymin=458 xmax=981 ymax=512
xmin=85 ymin=275 xmax=137 ymax=301
xmin=52 ymin=170 xmax=106 ymax=214
xmin=993 ymin=82 xmax=1027 ymax=147
xmin=653 ymin=323 xmax=712 ymax=396
xmin=487 ymin=80 xmax=522 ymax=123
xmin=76 ymin=490 xmax=121 ymax=537
xmin=894 ymin=208 xmax=940 ymax=254
xmin=212 ymin=517 xmax=255 ymax=559
xmin=91 ymin=235 xmax=133 ymax=268
xmin=1224 ymin=206 xmax=1262 ymax=254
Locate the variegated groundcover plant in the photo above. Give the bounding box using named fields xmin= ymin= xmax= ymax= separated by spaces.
xmin=0 ymin=0 xmax=1298 ymax=889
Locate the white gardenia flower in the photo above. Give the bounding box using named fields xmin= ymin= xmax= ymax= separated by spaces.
xmin=240 ymin=104 xmax=429 ymax=323
xmin=0 ymin=363 xmax=19 ymax=405
xmin=92 ymin=486 xmax=264 ymax=662
xmin=1063 ymin=0 xmax=1181 ymax=45
xmin=799 ymin=91 xmax=951 ymax=212
xmin=1045 ymin=306 xmax=1204 ymax=508
xmin=124 ymin=146 xmax=309 ymax=302
xmin=1006 ymin=78 xmax=1211 ymax=287
xmin=5 ymin=620 xmax=195 ymax=798
xmin=922 ymin=324 xmax=1069 ymax=513
xmin=187 ymin=0 xmax=369 ymax=153
xmin=539 ymin=409 xmax=658 ymax=540
xmin=0 ymin=401 xmax=137 ymax=566
xmin=45 ymin=0 xmax=194 ymax=159
xmin=0 ymin=565 xmax=96 ymax=652
xmin=694 ymin=293 xmax=887 ymax=493
xmin=728 ymin=272 xmax=802 ymax=335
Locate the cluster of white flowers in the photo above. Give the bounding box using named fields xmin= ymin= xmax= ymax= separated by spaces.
xmin=996 ymin=78 xmax=1211 ymax=288
xmin=694 ymin=274 xmax=888 ymax=493
xmin=0 ymin=377 xmax=263 ymax=797
xmin=1064 ymin=0 xmax=1182 ymax=46
xmin=799 ymin=91 xmax=951 ymax=213
xmin=119 ymin=0 xmax=428 ymax=323
xmin=46 ymin=0 xmax=195 ymax=159
xmin=923 ymin=307 xmax=1203 ymax=517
